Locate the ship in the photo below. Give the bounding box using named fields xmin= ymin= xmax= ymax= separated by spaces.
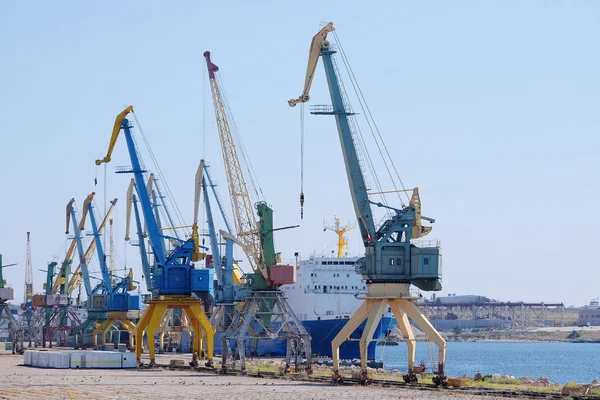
xmin=213 ymin=218 xmax=397 ymax=360
xmin=280 ymin=217 xmax=397 ymax=359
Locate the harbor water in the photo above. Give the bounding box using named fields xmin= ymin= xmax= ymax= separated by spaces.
xmin=377 ymin=341 xmax=600 ymax=385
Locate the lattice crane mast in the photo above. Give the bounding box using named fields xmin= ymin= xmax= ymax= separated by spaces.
xmin=204 ymin=51 xmax=295 ymax=290
xmin=204 ymin=52 xmax=262 ymax=281
xmin=24 ymin=232 xmax=33 ymax=305
xmin=205 ymin=51 xmax=312 ymax=376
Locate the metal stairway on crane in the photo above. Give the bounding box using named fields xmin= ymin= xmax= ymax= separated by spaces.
xmin=204 ymin=51 xmax=312 ymax=375
xmin=289 ymin=22 xmax=447 ymax=385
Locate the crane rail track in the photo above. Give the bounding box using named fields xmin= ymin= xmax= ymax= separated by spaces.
xmin=154 ymin=363 xmax=598 ymax=399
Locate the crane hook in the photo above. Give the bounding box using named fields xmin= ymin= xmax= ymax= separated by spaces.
xmin=300 ymin=192 xmax=305 ymax=220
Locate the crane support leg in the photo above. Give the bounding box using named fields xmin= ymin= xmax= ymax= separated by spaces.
xmin=188 ymin=302 xmax=213 ymax=365
xmin=146 ymin=303 xmax=167 ymax=365
xmin=145 ymin=303 xmax=167 ymax=366
xmin=331 ymin=284 xmax=446 ymax=385
xmin=331 ymin=300 xmax=369 ymax=381
xmin=136 ymin=298 xmax=213 ymax=368
xmin=388 ymin=301 xmax=415 ymax=373
xmin=118 ymin=319 xmax=137 ymax=349
xmin=399 ymin=298 xmax=446 ymax=378
xmin=136 ymin=303 xmax=156 ymax=364
xmin=102 ymin=319 xmax=116 ymax=345
xmin=359 ymin=299 xmax=387 ymax=381
xmin=182 ymin=308 xmax=202 ymax=360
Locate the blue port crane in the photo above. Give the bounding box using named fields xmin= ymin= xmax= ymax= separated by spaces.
xmin=66 ymin=197 xmax=117 ymax=299
xmin=95 ymin=106 xmax=214 ymax=367
xmin=85 ymin=197 xmax=140 ymax=347
xmin=289 ymin=22 xmax=447 ymax=384
xmin=67 ymin=194 xmax=140 ymax=347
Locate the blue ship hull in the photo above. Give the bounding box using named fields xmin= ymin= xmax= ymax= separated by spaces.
xmin=215 ymin=316 xmax=397 ymax=360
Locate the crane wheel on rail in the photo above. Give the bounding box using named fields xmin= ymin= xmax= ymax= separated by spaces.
xmin=432 ymin=375 xmax=448 ymax=387
xmin=331 ymin=370 xmax=344 ymax=384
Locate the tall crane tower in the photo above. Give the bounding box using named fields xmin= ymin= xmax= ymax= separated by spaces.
xmin=24 ymin=232 xmax=33 ymax=305
xmin=289 ymin=23 xmax=447 ymax=385
xmin=22 ymin=232 xmax=35 ymax=346
xmin=204 ymin=51 xmax=312 ymax=375
xmin=0 ymin=255 xmax=21 ymax=353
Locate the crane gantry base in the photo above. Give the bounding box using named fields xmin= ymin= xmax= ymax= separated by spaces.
xmin=135 ymin=296 xmax=213 ymax=367
xmin=331 ymin=283 xmax=446 ymax=385
xmin=0 ymin=303 xmax=23 ymax=354
xmin=42 ymin=305 xmax=82 ymax=348
xmin=220 ymin=291 xmax=312 ymax=375
xmin=157 ymin=309 xmax=193 ymax=353
xmin=91 ymin=311 xmax=138 ymax=349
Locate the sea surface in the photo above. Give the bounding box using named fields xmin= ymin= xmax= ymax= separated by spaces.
xmin=376 ymin=341 xmax=600 ymax=385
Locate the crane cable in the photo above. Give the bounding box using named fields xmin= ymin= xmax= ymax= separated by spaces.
xmin=131 ymin=112 xmax=189 ymax=236
xmin=216 ymin=74 xmax=264 ymax=203
xmin=300 ymin=103 xmax=305 ymax=219
xmin=333 ymin=31 xmax=411 ymax=206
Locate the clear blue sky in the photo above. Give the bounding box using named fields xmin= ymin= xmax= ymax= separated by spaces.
xmin=1 ymin=1 xmax=598 ymax=307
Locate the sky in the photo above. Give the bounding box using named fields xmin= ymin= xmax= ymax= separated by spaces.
xmin=0 ymin=1 xmax=598 ymax=307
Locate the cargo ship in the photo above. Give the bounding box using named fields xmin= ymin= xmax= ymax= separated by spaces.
xmin=214 ymin=218 xmax=397 ymax=360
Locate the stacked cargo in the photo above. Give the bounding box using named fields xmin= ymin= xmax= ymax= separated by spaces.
xmin=23 ymin=350 xmax=136 ymax=369
xmin=31 ymin=294 xmax=45 ymax=307
xmin=45 ymin=294 xmax=68 ymax=306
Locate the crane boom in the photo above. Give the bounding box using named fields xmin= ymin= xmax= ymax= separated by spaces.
xmin=67 ymin=197 xmax=93 ymax=296
xmin=67 ymin=198 xmax=118 ymax=295
xmin=125 ymin=179 xmax=134 ymax=241
xmin=191 ymin=160 xmax=205 ymax=262
xmin=203 ymin=51 xmax=265 ymax=280
xmin=95 ymin=106 xmax=134 ymax=166
xmin=52 ymin=193 xmax=93 ymax=294
xmin=87 ymin=199 xmax=117 ymax=292
xmin=289 ymin=22 xmax=375 ymax=243
xmin=288 ymin=22 xmax=335 ymax=107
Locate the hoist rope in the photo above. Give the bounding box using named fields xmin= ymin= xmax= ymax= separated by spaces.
xmin=333 ymin=32 xmax=411 ymax=206
xmin=52 ymin=240 xmax=68 ymax=263
xmin=132 ymin=112 xmax=189 ymax=236
xmin=201 ymin=62 xmax=207 ymax=234
xmin=216 ymin=74 xmax=264 ymax=203
xmin=326 ymin=36 xmax=391 ymax=213
xmin=300 ymin=103 xmax=305 ymax=219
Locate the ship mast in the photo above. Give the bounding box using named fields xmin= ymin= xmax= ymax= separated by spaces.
xmin=324 ymin=217 xmax=355 ymax=258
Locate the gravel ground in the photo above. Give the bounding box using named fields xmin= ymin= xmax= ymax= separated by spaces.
xmin=0 ymin=352 xmax=505 ymax=400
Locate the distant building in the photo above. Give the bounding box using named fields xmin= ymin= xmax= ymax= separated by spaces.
xmin=582 ymin=298 xmax=599 ymax=309
xmin=578 ymin=310 xmax=600 ymax=326
xmin=578 ymin=299 xmax=600 ymax=326
xmin=432 ymin=294 xmax=491 ymax=305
